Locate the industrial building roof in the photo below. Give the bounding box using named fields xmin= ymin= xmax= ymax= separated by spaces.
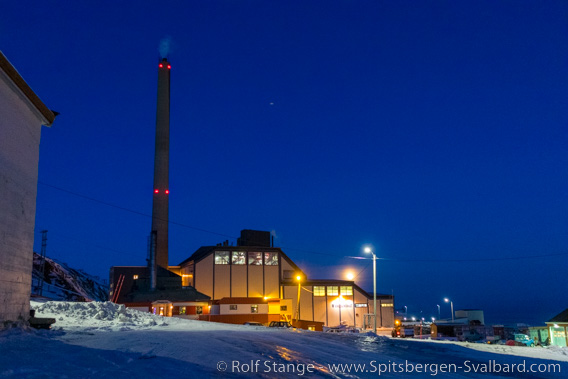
xmin=124 ymin=287 xmax=210 ymax=303
xmin=548 ymin=308 xmax=568 ymax=323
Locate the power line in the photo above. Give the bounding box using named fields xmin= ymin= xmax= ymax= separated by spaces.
xmin=38 ymin=181 xmax=568 ymax=264
xmin=38 ymin=181 xmax=238 ymax=239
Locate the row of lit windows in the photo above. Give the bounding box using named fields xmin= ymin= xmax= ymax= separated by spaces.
xmin=179 ymin=306 xmax=203 ymax=315
xmin=229 ymin=304 xmax=259 ymax=313
xmin=313 ymin=286 xmax=353 ymax=296
xmin=227 ymin=305 xmax=288 ymax=313
xmin=214 ymin=251 xmax=278 ymax=266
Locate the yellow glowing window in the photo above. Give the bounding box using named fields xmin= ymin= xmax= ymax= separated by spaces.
xmin=313 ymin=286 xmax=326 ymax=296
xmin=264 ymin=252 xmax=278 ymax=266
xmin=340 ymin=286 xmax=352 ymax=296
xmin=251 ymin=305 xmax=258 ymax=314
xmin=179 ymin=306 xmax=186 ymax=315
xmin=232 ymin=251 xmax=246 ymax=265
xmin=215 ymin=251 xmax=230 ymax=264
xmin=248 ymin=252 xmax=262 ymax=265
xmin=133 ymin=275 xmax=138 ymax=280
xmin=327 ymin=286 xmax=339 ymax=296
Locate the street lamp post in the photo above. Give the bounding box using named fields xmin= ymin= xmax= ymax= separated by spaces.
xmin=404 ymin=305 xmax=408 ymax=317
xmin=364 ymin=246 xmax=377 ymax=333
xmin=444 ymin=298 xmax=454 ymax=321
xmin=437 ymin=304 xmax=440 ymax=319
xmin=295 ymin=275 xmax=302 ymax=322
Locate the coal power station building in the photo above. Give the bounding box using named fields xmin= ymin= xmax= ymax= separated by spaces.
xmin=109 ymin=58 xmax=394 ymax=329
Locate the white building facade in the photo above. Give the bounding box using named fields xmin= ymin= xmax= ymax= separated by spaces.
xmin=0 ymin=51 xmax=55 ymax=325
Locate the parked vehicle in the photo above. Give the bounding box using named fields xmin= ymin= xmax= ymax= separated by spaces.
xmin=243 ymin=321 xmax=264 ymax=326
xmin=513 ymin=334 xmax=535 ymax=347
xmin=268 ymin=321 xmax=292 ymax=328
xmin=392 ymin=322 xmax=415 ymax=338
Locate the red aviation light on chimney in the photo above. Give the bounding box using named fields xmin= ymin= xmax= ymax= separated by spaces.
xmin=154 ymin=189 xmax=159 ymax=193
xmin=165 ymin=190 xmax=169 ymax=194
xmin=167 ymin=64 xmax=171 ymax=69
xmin=159 ymin=63 xmax=163 ymax=68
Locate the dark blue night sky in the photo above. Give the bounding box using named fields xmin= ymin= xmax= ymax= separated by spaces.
xmin=3 ymin=1 xmax=567 ymax=325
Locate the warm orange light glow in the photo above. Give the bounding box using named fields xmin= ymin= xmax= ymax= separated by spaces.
xmin=296 ymin=275 xmax=301 ymax=281
xmin=346 ymin=272 xmax=354 ymax=280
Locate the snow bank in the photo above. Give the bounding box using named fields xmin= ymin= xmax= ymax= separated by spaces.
xmin=31 ymin=300 xmax=251 ymax=332
xmin=32 ymin=301 xmax=187 ymax=331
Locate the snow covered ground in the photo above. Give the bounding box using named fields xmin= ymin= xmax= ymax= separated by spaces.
xmin=1 ymin=301 xmax=567 ymax=378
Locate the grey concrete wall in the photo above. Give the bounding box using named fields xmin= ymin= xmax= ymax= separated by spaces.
xmin=0 ymin=70 xmax=44 ymax=324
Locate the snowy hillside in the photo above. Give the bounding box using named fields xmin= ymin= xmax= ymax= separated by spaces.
xmin=1 ymin=300 xmax=567 ymax=378
xmin=32 ymin=253 xmax=108 ymax=301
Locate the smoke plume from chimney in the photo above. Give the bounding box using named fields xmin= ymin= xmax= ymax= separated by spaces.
xmin=158 ymin=36 xmax=173 ymax=59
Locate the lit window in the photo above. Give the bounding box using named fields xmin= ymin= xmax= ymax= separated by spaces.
xmin=179 ymin=306 xmax=186 ymax=315
xmin=327 ymin=286 xmax=339 ymax=296
xmin=381 ymin=303 xmax=394 ymax=307
xmin=248 ymin=252 xmax=262 ymax=265
xmin=340 ymin=286 xmax=353 ymax=296
xmin=313 ymin=286 xmax=326 ymax=296
xmin=280 ymin=305 xmax=288 ymax=311
xmin=230 ymin=305 xmax=237 ymax=311
xmin=215 ymin=251 xmax=230 ymax=265
xmin=264 ymin=252 xmax=278 ymax=266
xmin=133 ymin=275 xmax=139 ymax=280
xmin=232 ymin=251 xmax=246 ymax=265
xmin=251 ymin=305 xmax=258 ymax=314
xmin=196 ymin=306 xmax=203 ymax=315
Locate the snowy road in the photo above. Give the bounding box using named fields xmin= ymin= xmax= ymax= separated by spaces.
xmin=1 ymin=301 xmax=566 ymax=378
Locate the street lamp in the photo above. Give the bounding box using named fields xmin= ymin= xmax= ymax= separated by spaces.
xmin=444 ymin=298 xmax=454 ymax=321
xmin=364 ymin=246 xmax=377 ymax=333
xmin=295 ymin=275 xmax=302 ymax=322
xmin=437 ymin=304 xmax=440 ymax=319
xmin=404 ymin=305 xmax=408 ymax=316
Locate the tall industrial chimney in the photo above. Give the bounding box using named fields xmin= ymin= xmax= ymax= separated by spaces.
xmin=151 ymin=57 xmax=171 ymax=272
